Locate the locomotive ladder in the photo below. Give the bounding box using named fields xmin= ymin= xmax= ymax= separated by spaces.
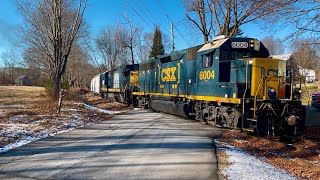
xmin=244 ymin=76 xmax=265 ymax=133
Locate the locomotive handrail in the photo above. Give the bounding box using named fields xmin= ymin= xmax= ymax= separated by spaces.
xmin=254 ymin=76 xmax=265 ymax=118
xmin=242 ymin=60 xmax=249 ymax=130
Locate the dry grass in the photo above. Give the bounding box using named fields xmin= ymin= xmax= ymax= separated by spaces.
xmin=0 ymin=86 xmax=46 ymax=105
xmin=0 ymin=86 xmax=60 ymax=116
xmin=0 ymin=86 xmax=51 ymax=116
xmin=0 ymin=86 xmax=131 ymax=151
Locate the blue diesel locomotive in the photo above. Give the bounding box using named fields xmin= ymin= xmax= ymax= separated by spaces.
xmin=91 ymin=36 xmax=306 ymax=138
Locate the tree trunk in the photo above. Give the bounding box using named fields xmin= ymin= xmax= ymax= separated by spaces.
xmin=204 ymin=35 xmax=208 ymax=43
xmin=53 ymin=73 xmax=61 ymax=99
xmin=130 ymin=46 xmax=134 ymax=65
xmin=56 ymin=88 xmax=63 ymax=114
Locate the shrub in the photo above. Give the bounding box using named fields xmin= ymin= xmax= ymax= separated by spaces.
xmin=43 ymin=78 xmax=53 ymax=95
xmin=60 ymin=78 xmax=70 ymax=91
xmin=43 ymin=77 xmax=71 ymax=95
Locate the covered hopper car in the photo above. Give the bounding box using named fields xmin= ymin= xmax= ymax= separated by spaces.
xmin=91 ymin=36 xmax=306 ymax=138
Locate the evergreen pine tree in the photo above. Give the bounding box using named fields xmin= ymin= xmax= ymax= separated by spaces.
xmin=150 ymin=27 xmax=165 ymax=58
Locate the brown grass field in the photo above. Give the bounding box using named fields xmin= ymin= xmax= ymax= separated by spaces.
xmin=0 ymin=86 xmax=130 ymax=150
xmin=0 ymin=86 xmax=45 ymax=105
xmin=0 ymin=86 xmax=57 ymax=118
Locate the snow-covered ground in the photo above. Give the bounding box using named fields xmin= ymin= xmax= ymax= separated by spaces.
xmin=215 ymin=139 xmax=296 ymax=180
xmin=84 ymin=104 xmax=122 ymax=114
xmin=0 ymin=104 xmax=125 ymax=153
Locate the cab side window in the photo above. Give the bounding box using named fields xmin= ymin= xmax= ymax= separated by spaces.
xmin=202 ymin=53 xmax=213 ymax=68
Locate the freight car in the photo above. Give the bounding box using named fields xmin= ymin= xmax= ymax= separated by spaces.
xmin=91 ymin=36 xmax=306 ymax=138
xmin=91 ymin=64 xmax=139 ymax=103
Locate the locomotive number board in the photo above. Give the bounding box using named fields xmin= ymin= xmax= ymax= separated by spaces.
xmin=231 ymin=42 xmax=248 ymax=48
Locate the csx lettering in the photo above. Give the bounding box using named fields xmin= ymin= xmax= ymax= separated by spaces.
xmin=161 ymin=67 xmax=177 ymax=81
xmin=199 ymin=70 xmax=215 ymax=80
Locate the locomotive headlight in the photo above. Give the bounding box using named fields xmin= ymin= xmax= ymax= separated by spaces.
xmin=268 ymin=87 xmax=275 ymax=93
xmin=268 ymin=87 xmax=276 ymax=100
xmin=293 ymin=88 xmax=302 ymax=100
xmin=250 ymin=44 xmax=254 ymax=47
xmin=270 ymin=88 xmax=275 ymax=93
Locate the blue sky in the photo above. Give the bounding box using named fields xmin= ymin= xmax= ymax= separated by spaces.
xmin=0 ymin=0 xmax=287 ymax=65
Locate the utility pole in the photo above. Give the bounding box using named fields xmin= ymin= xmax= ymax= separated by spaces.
xmin=129 ymin=20 xmax=134 ymax=65
xmin=171 ymin=22 xmax=175 ymax=52
xmin=121 ymin=14 xmax=135 ymax=65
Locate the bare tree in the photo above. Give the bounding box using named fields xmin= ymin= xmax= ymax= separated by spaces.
xmin=135 ymin=30 xmax=151 ymax=63
xmin=273 ymin=0 xmax=320 ymax=41
xmin=185 ymin=0 xmax=298 ymax=43
xmin=289 ymin=39 xmax=320 ymax=82
xmin=135 ymin=30 xmax=171 ymax=63
xmin=16 ymin=0 xmax=87 ymax=98
xmin=64 ymin=44 xmax=97 ymax=88
xmin=83 ymin=37 xmax=104 ymax=73
xmin=23 ymin=47 xmax=51 ymax=75
xmin=0 ymin=51 xmax=24 ymax=85
xmin=291 ymin=40 xmax=320 ymax=70
xmin=95 ymin=25 xmax=129 ymax=70
xmin=185 ymin=0 xmax=212 ymax=43
xmin=261 ymin=36 xmax=285 ymax=55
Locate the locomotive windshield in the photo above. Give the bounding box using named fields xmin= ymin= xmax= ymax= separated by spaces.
xmin=220 ymin=49 xmax=255 ymax=61
xmin=202 ymin=50 xmax=216 ymax=68
xmin=231 ymin=50 xmax=253 ymax=60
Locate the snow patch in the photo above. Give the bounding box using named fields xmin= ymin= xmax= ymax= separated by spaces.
xmin=84 ymin=104 xmax=121 ymax=114
xmin=0 ymin=117 xmax=87 ymax=153
xmin=0 ymin=136 xmax=44 ymax=152
xmin=73 ymin=102 xmax=83 ymax=106
xmin=61 ymin=108 xmax=78 ymax=112
xmin=0 ymin=103 xmax=124 ymax=153
xmin=215 ymin=139 xmax=296 ymax=180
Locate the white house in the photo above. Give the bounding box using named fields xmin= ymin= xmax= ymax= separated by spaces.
xmin=271 ymin=54 xmax=317 ymax=83
xmin=299 ymin=68 xmax=316 ymax=82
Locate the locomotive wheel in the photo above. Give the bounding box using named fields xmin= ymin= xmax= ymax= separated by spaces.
xmin=199 ymin=117 xmax=208 ymax=125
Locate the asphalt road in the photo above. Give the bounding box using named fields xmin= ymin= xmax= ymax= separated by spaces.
xmin=0 ymin=110 xmax=223 ymax=180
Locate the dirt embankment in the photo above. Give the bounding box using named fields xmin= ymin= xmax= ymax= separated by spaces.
xmin=218 ymin=130 xmax=320 ymax=180
xmin=0 ymin=86 xmax=131 ymax=151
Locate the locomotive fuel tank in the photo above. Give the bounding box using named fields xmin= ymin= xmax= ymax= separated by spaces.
xmin=150 ymin=98 xmax=192 ymax=118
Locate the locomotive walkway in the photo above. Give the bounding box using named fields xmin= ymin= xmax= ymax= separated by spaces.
xmin=0 ymin=110 xmax=223 ymax=179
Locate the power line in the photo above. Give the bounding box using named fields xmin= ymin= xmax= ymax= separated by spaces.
xmin=154 ymin=0 xmax=191 ymax=47
xmin=124 ymin=0 xmax=154 ymax=30
xmin=131 ymin=0 xmax=185 ymax=48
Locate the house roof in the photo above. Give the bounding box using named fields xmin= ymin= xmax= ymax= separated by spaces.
xmin=270 ymin=54 xmax=292 ymax=61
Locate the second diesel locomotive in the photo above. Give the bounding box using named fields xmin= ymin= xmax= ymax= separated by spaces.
xmin=91 ymin=36 xmax=306 ymax=138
